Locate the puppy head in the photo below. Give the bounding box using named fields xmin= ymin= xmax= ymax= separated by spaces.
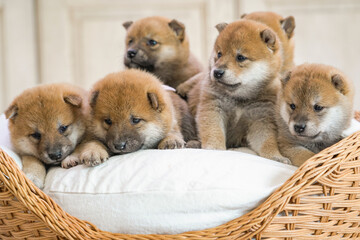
xmin=279 ymin=64 xmax=354 ymax=141
xmin=123 ymin=16 xmax=189 ymax=74
xmin=241 ymin=11 xmax=295 ymax=39
xmin=89 ymin=69 xmax=173 ymax=154
xmin=5 ymin=84 xmax=87 ymax=165
xmin=210 ymin=19 xmax=282 ymax=99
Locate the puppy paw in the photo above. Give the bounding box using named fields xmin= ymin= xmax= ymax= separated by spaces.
xmin=273 ymin=156 xmax=292 ymax=165
xmin=81 ymin=148 xmax=109 ymax=167
xmin=26 ymin=172 xmax=45 ymax=189
xmin=61 ymin=155 xmax=81 ymax=169
xmin=158 ymin=136 xmax=185 ymax=149
xmin=185 ymin=140 xmax=201 ymax=149
xmin=175 ymin=84 xmax=189 ymax=99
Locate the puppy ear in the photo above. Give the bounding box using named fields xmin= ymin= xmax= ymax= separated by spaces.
xmin=240 ymin=13 xmax=247 ymax=18
xmin=64 ymin=94 xmax=82 ymax=108
xmin=280 ymin=16 xmax=295 ymax=39
xmin=5 ymin=104 xmax=18 ymax=120
xmin=90 ymin=91 xmax=99 ymax=108
xmin=331 ymin=74 xmax=347 ymax=95
xmin=147 ymin=92 xmax=164 ymax=112
xmin=215 ymin=23 xmax=228 ymax=33
xmin=281 ymin=71 xmax=292 ymax=86
xmin=123 ymin=21 xmax=133 ymax=30
xmin=260 ymin=29 xmax=277 ymax=50
xmin=169 ymin=19 xmax=185 ymax=42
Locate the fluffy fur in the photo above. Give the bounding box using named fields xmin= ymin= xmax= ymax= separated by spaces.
xmin=123 ymin=16 xmax=203 ymax=88
xmin=5 ymin=84 xmax=88 ymax=188
xmin=81 ymin=69 xmax=197 ymax=166
xmin=189 ymin=19 xmax=289 ymax=163
xmin=242 ymin=11 xmax=295 ymax=76
xmin=277 ymin=63 xmax=354 ymax=166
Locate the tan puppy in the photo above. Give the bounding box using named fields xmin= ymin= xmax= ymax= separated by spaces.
xmin=123 ymin=16 xmax=203 ymax=88
xmin=242 ymin=11 xmax=295 ymax=75
xmin=177 ymin=11 xmax=295 ymax=97
xmin=277 ymin=63 xmax=354 ymax=166
xmin=192 ymin=19 xmax=289 ymax=163
xmin=80 ymin=69 xmax=196 ymax=166
xmin=5 ymin=84 xmax=88 ymax=188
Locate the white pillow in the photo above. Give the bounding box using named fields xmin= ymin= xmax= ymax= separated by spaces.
xmin=0 ymin=114 xmax=22 ymax=169
xmin=44 ymin=149 xmax=297 ymax=234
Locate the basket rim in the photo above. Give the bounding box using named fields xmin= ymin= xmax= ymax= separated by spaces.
xmin=0 ymin=130 xmax=359 ymax=239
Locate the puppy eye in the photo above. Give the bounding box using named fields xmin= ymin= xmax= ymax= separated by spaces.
xmin=58 ymin=125 xmax=69 ymax=134
xmin=314 ymin=104 xmax=324 ymax=112
xmin=128 ymin=39 xmax=133 ymax=45
xmin=236 ymin=54 xmax=247 ymax=62
xmin=290 ymin=103 xmax=296 ymax=110
xmin=217 ymin=52 xmax=222 ymax=58
xmin=148 ymin=39 xmax=158 ymax=46
xmin=30 ymin=132 xmax=41 ymax=140
xmin=131 ymin=117 xmax=142 ymax=125
xmin=104 ymin=118 xmax=112 ymax=125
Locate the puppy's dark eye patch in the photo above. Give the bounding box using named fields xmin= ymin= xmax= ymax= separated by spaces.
xmin=104 ymin=118 xmax=112 ymax=125
xmin=131 ymin=116 xmax=142 ymax=125
xmin=217 ymin=52 xmax=222 ymax=58
xmin=290 ymin=103 xmax=296 ymax=110
xmin=147 ymin=39 xmax=158 ymax=46
xmin=314 ymin=104 xmax=324 ymax=112
xmin=128 ymin=39 xmax=133 ymax=45
xmin=236 ymin=54 xmax=247 ymax=62
xmin=30 ymin=132 xmax=41 ymax=140
xmin=58 ymin=125 xmax=69 ymax=134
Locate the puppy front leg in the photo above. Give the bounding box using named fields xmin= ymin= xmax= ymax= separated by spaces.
xmin=22 ymin=156 xmax=46 ymax=189
xmin=247 ymin=121 xmax=291 ymax=164
xmin=279 ymin=143 xmax=315 ymax=167
xmin=79 ymin=140 xmax=109 ymax=167
xmin=176 ymin=73 xmax=204 ymax=98
xmin=158 ymin=120 xmax=186 ymax=149
xmin=61 ymin=146 xmax=82 ymax=169
xmin=197 ymin=106 xmax=226 ymax=150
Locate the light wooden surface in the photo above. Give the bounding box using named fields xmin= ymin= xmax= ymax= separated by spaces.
xmin=0 ymin=0 xmax=359 ymax=112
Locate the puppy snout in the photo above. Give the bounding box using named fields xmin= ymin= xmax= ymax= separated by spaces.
xmin=127 ymin=49 xmax=137 ymax=59
xmin=213 ymin=69 xmax=225 ymax=79
xmin=48 ymin=150 xmax=63 ymax=161
xmin=294 ymin=123 xmax=306 ymax=134
xmin=114 ymin=141 xmax=127 ymax=151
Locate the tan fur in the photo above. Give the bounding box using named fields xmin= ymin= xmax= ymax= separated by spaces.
xmin=177 ymin=11 xmax=296 ymax=97
xmin=191 ymin=19 xmax=289 ymax=163
xmin=123 ymin=16 xmax=203 ymax=88
xmin=242 ymin=11 xmax=295 ymax=76
xmin=277 ymin=63 xmax=354 ymax=166
xmin=5 ymin=83 xmax=88 ymax=188
xmin=82 ymin=69 xmax=187 ymax=166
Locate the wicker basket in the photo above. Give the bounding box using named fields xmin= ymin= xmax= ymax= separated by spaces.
xmin=0 ymin=130 xmax=360 ymax=239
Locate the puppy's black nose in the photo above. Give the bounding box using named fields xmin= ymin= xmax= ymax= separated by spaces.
xmin=294 ymin=124 xmax=306 ymax=134
xmin=213 ymin=69 xmax=225 ymax=79
xmin=115 ymin=141 xmax=127 ymax=151
xmin=127 ymin=49 xmax=137 ymax=59
xmin=48 ymin=151 xmax=62 ymax=161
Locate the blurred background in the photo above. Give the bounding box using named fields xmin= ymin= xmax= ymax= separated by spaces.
xmin=0 ymin=0 xmax=359 ymax=112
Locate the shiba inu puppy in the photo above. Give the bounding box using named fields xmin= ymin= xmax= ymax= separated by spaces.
xmin=123 ymin=16 xmax=203 ymax=88
xmin=5 ymin=84 xmax=88 ymax=188
xmin=81 ymin=69 xmax=197 ymax=166
xmin=192 ymin=19 xmax=289 ymax=163
xmin=277 ymin=63 xmax=354 ymax=166
xmin=177 ymin=11 xmax=295 ymax=98
xmin=242 ymin=11 xmax=295 ymax=75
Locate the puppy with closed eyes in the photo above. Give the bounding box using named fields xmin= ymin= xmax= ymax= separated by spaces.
xmin=5 ymin=84 xmax=88 ymax=188
xmin=277 ymin=63 xmax=354 ymax=166
xmin=80 ymin=69 xmax=198 ymax=167
xmin=123 ymin=16 xmax=203 ymax=88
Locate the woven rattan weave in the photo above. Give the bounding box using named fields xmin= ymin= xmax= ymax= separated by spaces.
xmin=1 ymin=128 xmax=359 ymax=239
